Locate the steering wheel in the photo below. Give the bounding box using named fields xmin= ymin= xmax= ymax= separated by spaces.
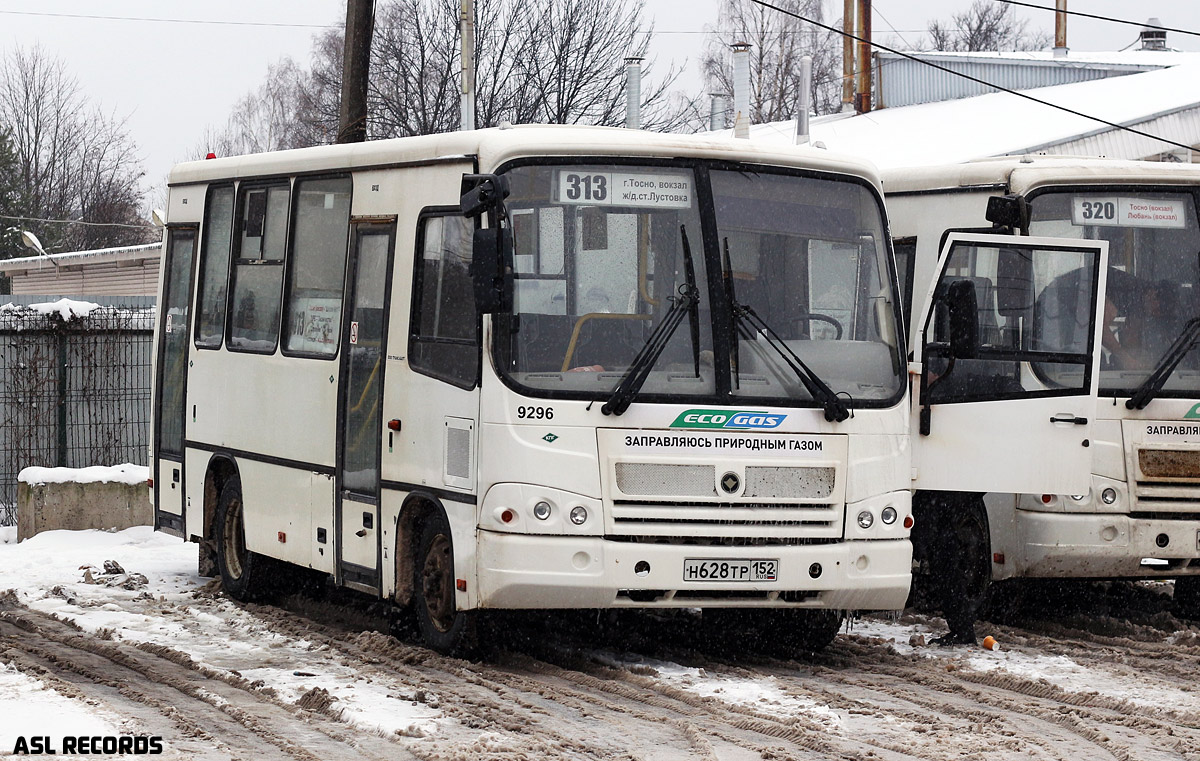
xmin=790 ymin=313 xmax=843 ymax=340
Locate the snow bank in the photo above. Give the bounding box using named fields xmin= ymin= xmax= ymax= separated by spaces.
xmin=19 ymin=464 xmax=149 ymax=487
xmin=24 ymin=298 xmax=103 ymax=320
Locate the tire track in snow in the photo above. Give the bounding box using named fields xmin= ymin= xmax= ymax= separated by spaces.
xmin=0 ymin=598 xmax=416 ymax=761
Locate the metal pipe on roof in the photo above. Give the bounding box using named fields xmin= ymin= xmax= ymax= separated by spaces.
xmin=1054 ymin=0 xmax=1069 ymax=58
xmin=732 ymin=42 xmax=752 ymax=139
xmin=795 ymin=56 xmax=812 ymax=145
xmin=625 ymin=57 xmax=643 ymax=129
xmin=855 ymin=0 xmax=872 ymax=113
xmin=709 ymin=94 xmax=727 ymax=132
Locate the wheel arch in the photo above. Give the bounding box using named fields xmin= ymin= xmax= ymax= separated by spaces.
xmin=393 ymin=491 xmax=448 ymax=606
xmin=198 ymin=454 xmax=240 ymax=577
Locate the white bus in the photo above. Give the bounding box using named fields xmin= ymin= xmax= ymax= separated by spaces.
xmin=151 ymin=125 xmax=915 ymax=654
xmin=887 ymin=156 xmax=1200 ymax=639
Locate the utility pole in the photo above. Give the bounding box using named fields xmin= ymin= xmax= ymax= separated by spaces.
xmin=338 ymin=0 xmax=375 ymax=144
xmin=842 ymin=0 xmax=854 ymax=111
xmin=460 ymin=0 xmax=476 ymax=131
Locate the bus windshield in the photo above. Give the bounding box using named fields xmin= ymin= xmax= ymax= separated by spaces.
xmin=495 ymin=161 xmax=904 ymax=409
xmin=1030 ymin=189 xmax=1200 ymax=397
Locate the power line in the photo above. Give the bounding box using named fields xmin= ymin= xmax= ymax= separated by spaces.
xmin=994 ymin=1 xmax=1200 ymax=39
xmin=0 ymin=9 xmax=333 ymax=29
xmin=749 ymin=0 xmax=1197 ymax=155
xmin=0 ymin=214 xmax=150 ymax=230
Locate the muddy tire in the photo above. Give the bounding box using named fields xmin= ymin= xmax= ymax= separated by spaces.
xmin=1173 ymin=576 xmax=1200 ymax=619
xmin=912 ymin=491 xmax=989 ymax=640
xmin=215 ymin=476 xmax=269 ymax=602
xmin=780 ymin=609 xmax=843 ymax=654
xmin=413 ymin=512 xmax=477 ymax=657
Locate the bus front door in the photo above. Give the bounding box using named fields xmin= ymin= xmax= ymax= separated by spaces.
xmin=912 ymin=233 xmax=1108 ymax=495
xmin=154 ymin=227 xmax=197 ymax=538
xmin=336 ymin=223 xmax=395 ymax=594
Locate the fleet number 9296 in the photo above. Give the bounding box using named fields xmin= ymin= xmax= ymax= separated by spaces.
xmin=683 ymin=559 xmax=778 ymax=582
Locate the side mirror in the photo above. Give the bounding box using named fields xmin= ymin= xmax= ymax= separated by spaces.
xmin=460 ymin=173 xmax=510 ymax=218
xmin=470 ymin=227 xmax=513 ymax=314
xmin=461 ymin=173 xmax=514 ymax=314
xmin=945 ymin=279 xmax=980 ymax=359
xmin=985 ymin=194 xmax=1029 ymax=232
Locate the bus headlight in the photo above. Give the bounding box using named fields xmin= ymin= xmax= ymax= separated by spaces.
xmin=857 ymin=510 xmax=874 ymax=529
xmin=881 ymin=506 xmax=897 ymax=525
xmin=570 ymin=506 xmax=588 ymax=525
xmin=533 ymin=501 xmax=552 ymax=521
xmin=1101 ymin=488 xmax=1118 ymax=505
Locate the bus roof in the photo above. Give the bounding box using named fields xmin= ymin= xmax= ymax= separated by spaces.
xmin=168 ymin=124 xmax=885 ymax=190
xmin=882 ymin=155 xmax=1200 ymax=197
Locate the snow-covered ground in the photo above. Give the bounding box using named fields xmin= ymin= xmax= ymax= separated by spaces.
xmin=2 ymin=527 xmax=1198 ymax=759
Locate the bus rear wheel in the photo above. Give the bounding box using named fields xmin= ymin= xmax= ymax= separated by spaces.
xmin=414 ymin=513 xmax=477 ymax=657
xmin=215 ymin=476 xmax=267 ymax=601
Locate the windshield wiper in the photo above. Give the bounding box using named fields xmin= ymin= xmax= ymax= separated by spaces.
xmin=1126 ymin=316 xmax=1200 ymax=409
xmin=722 ymin=237 xmax=850 ymax=423
xmin=601 ymin=225 xmax=701 ymax=416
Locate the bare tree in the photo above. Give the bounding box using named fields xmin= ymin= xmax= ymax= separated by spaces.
xmin=0 ymin=47 xmax=151 ymax=254
xmin=194 ymin=59 xmax=320 ymax=159
xmin=926 ymin=1 xmax=1051 ymax=52
xmin=205 ymin=0 xmax=697 ymax=151
xmin=701 ymin=0 xmax=842 ymax=126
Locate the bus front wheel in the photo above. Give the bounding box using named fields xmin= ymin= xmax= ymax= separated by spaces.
xmin=1174 ymin=576 xmax=1200 ymax=619
xmin=413 ymin=513 xmax=477 ymax=657
xmin=215 ymin=476 xmax=267 ymax=601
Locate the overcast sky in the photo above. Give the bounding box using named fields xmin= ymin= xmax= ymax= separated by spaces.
xmin=3 ymin=0 xmax=1200 ymax=198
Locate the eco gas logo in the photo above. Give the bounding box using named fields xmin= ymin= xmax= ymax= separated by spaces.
xmin=1185 ymin=403 xmax=1200 ymax=420
xmin=671 ymin=409 xmax=786 ymax=430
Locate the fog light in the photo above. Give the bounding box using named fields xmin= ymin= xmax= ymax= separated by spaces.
xmin=533 ymin=501 xmax=552 ymax=520
xmin=570 ymin=506 xmax=588 ymax=525
xmin=881 ymin=506 xmax=897 ymax=525
xmin=857 ymin=510 xmax=874 ymax=529
xmin=1101 ymin=488 xmax=1117 ymax=505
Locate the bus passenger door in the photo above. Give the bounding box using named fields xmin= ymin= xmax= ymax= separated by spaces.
xmin=154 ymin=227 xmax=197 ymax=537
xmin=912 ymin=233 xmax=1108 ymax=495
xmin=336 ymin=223 xmax=394 ymax=594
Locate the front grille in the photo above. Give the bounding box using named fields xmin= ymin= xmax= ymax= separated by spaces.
xmin=744 ymin=466 xmax=835 ymax=499
xmin=615 ymin=463 xmax=715 ymax=497
xmin=1139 ymin=449 xmax=1200 ymax=480
xmin=610 ymin=501 xmax=840 ymax=540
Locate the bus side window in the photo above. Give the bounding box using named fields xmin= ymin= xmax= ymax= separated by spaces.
xmin=195 ymin=185 xmax=235 ymax=348
xmin=229 ymin=183 xmax=290 ymax=352
xmin=410 ymin=213 xmax=478 ymax=389
xmin=282 ymin=176 xmax=352 ymax=357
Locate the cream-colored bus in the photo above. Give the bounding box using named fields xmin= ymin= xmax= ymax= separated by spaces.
xmin=889 ymin=156 xmax=1200 ymax=638
xmin=151 ymin=125 xmax=914 ymax=654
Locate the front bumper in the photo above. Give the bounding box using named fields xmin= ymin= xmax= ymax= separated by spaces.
xmin=1017 ymin=510 xmax=1200 ymax=578
xmin=475 ymin=531 xmax=911 ymax=611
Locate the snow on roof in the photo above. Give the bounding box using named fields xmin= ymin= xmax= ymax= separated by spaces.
xmin=0 ymin=242 xmax=161 ymax=273
xmin=730 ymin=62 xmax=1200 ymax=170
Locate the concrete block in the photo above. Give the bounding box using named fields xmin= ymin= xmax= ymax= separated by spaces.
xmin=17 ymin=480 xmax=152 ymax=542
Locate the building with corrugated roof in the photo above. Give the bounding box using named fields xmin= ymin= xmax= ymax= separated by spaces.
xmin=0 ymin=242 xmax=162 ymax=297
xmin=876 ymin=49 xmax=1194 ymax=109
